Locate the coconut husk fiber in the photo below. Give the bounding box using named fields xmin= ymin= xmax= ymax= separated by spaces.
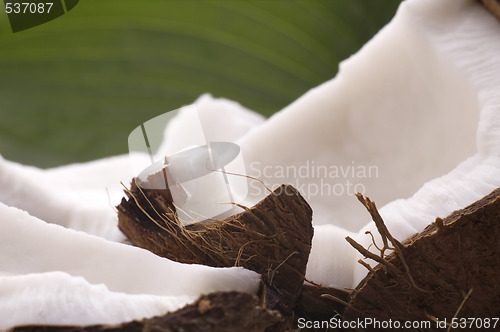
xmin=117 ymin=175 xmax=314 ymax=328
xmin=341 ymin=189 xmax=500 ymax=331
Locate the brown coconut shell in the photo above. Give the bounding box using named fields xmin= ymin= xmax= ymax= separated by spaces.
xmin=342 ymin=188 xmax=500 ymax=331
xmin=480 ymin=0 xmax=500 ymax=21
xmin=117 ymin=178 xmax=314 ymax=327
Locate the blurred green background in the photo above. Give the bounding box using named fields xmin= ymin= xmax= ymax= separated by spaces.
xmin=0 ymin=0 xmax=402 ymax=168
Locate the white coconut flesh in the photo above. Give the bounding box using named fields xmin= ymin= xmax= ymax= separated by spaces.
xmin=0 ymin=272 xmax=197 ymax=328
xmin=302 ymin=0 xmax=500 ymax=288
xmin=1 ymin=0 xmax=500 ymax=328
xmin=0 ymin=201 xmax=260 ymax=329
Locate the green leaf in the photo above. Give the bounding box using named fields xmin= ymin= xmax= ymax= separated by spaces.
xmin=0 ymin=0 xmax=401 ymax=167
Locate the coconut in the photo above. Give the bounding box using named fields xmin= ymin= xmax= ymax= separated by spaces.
xmin=341 ymin=188 xmax=500 ymax=329
xmin=117 ymin=178 xmax=313 ymax=326
xmin=1 ymin=0 xmax=500 ymax=329
xmin=236 ymin=0 xmax=500 ymax=290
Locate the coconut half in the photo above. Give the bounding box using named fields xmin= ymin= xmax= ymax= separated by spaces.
xmin=238 ymin=0 xmax=500 ymax=289
xmin=1 ymin=0 xmax=500 ymax=328
xmin=0 ymin=96 xmax=265 ymax=329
